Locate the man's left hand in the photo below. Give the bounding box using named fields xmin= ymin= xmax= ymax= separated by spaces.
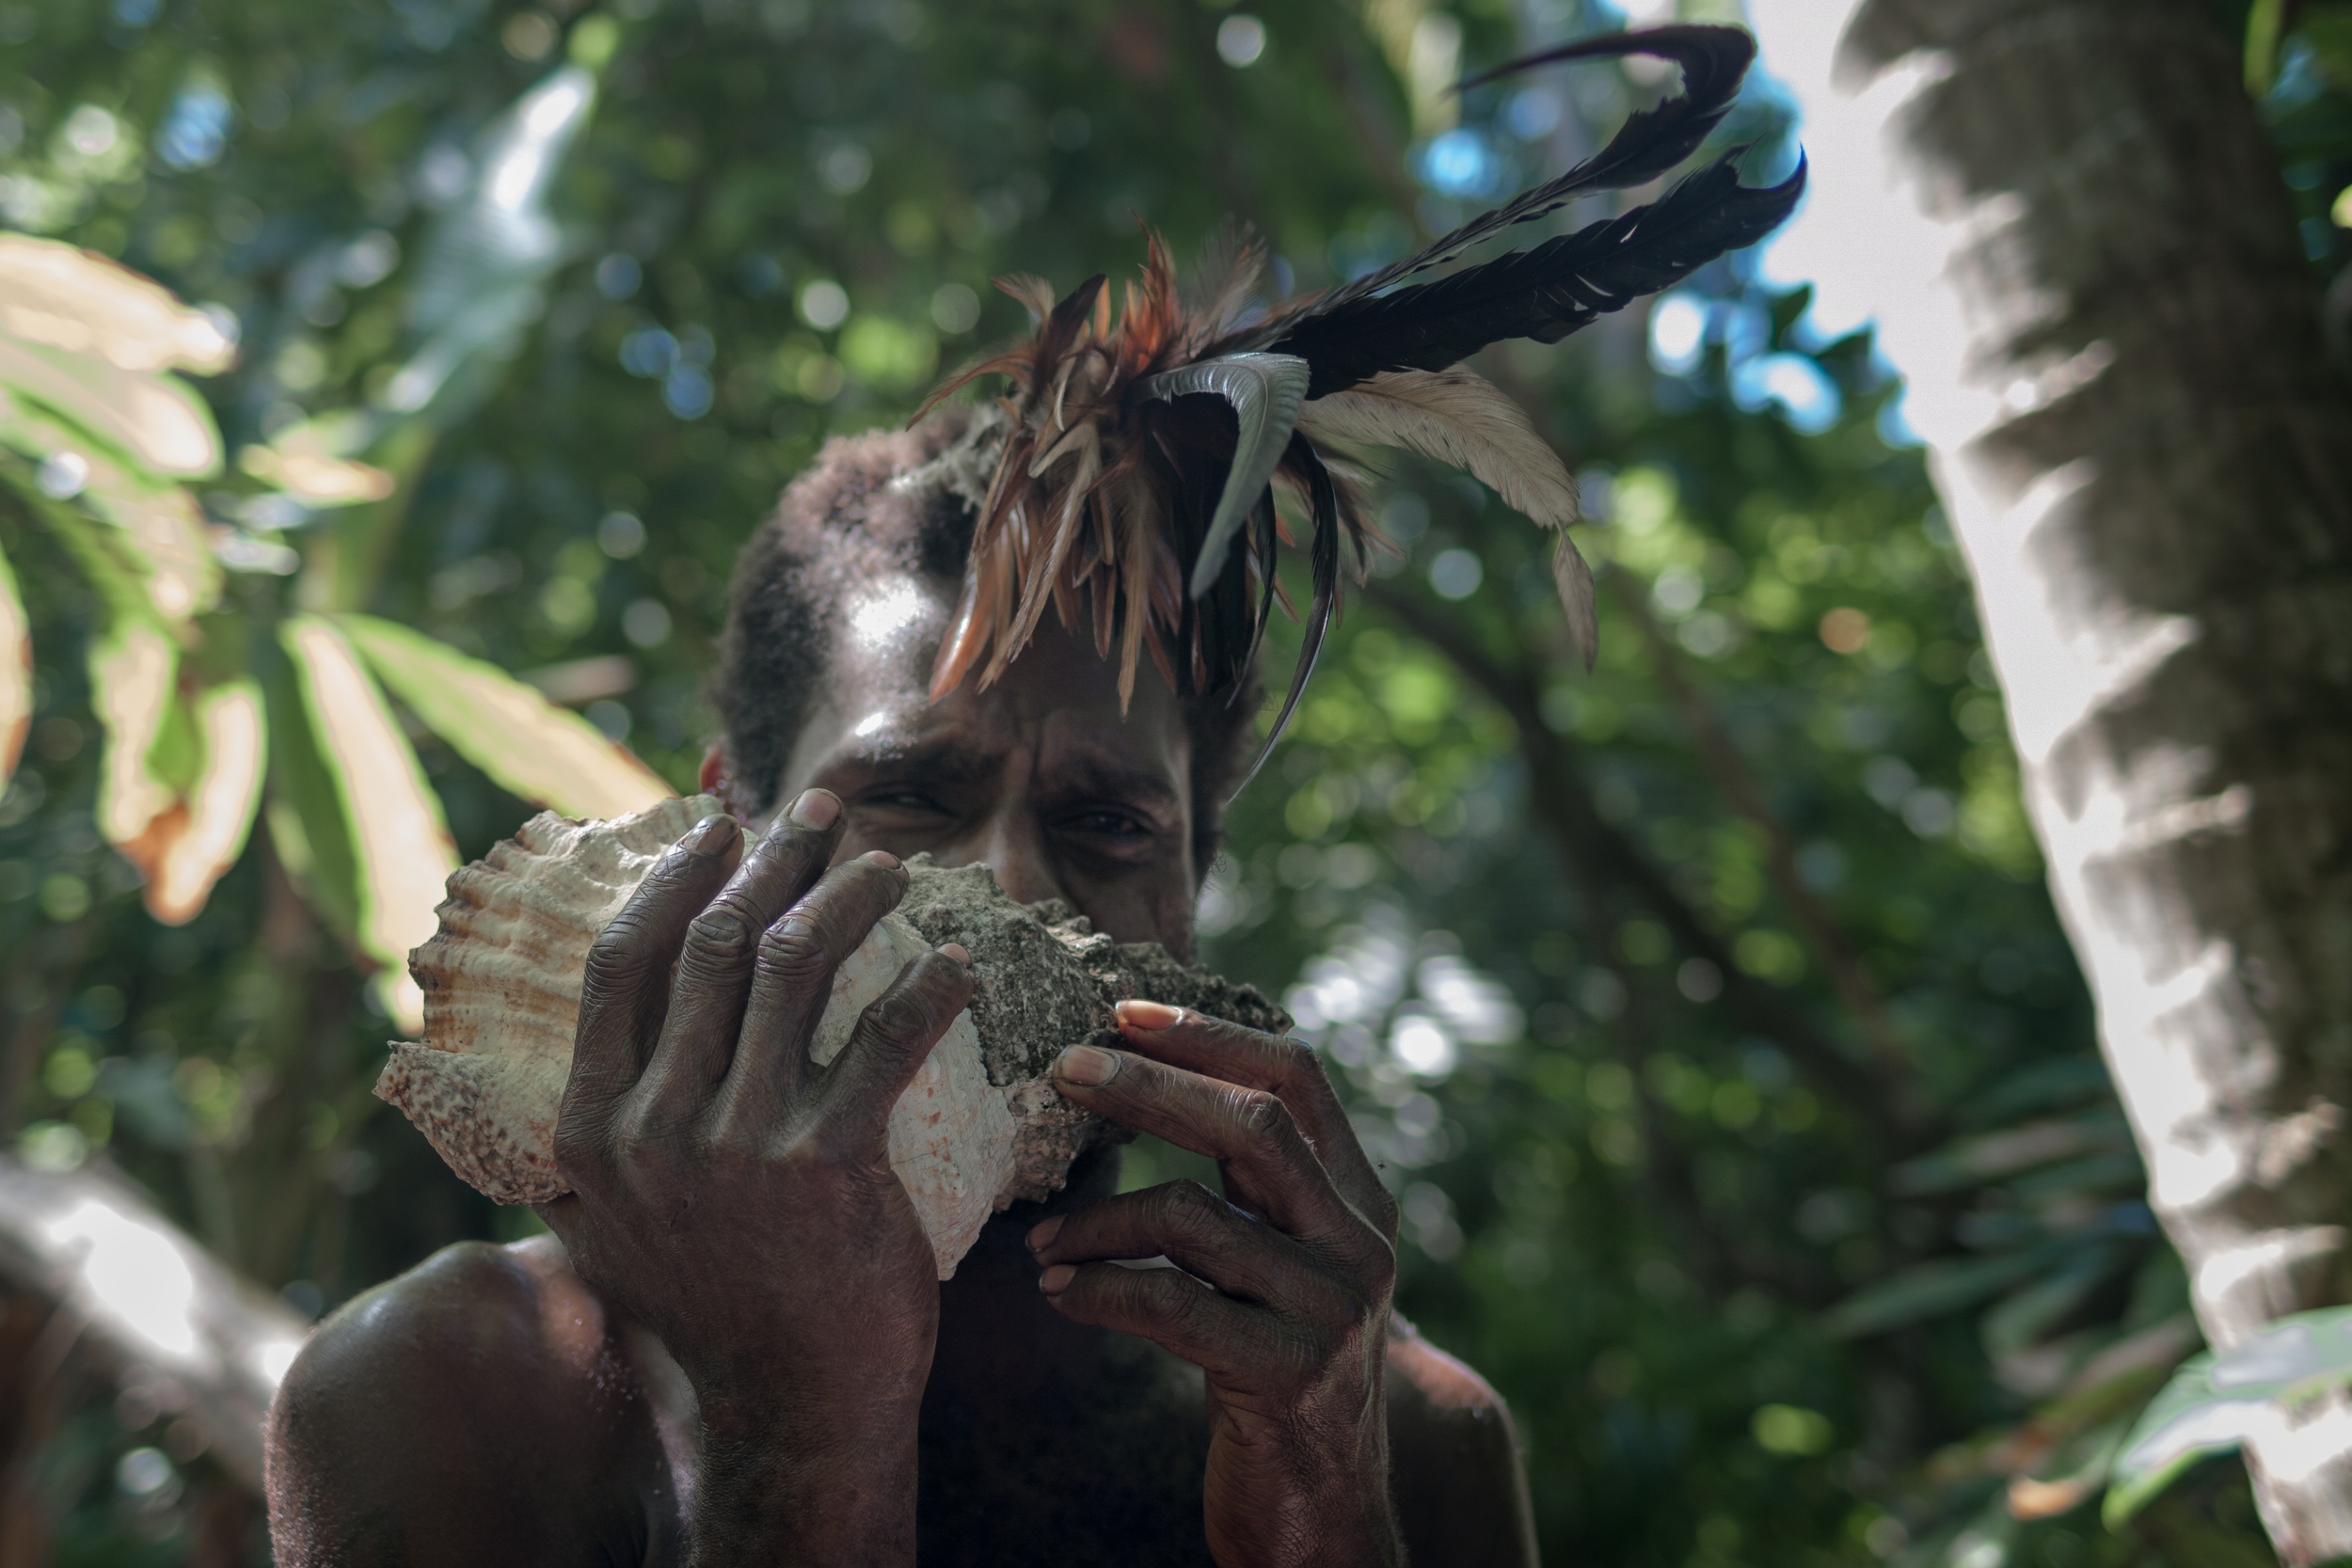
xmin=1028 ymin=1001 xmax=1403 ymax=1568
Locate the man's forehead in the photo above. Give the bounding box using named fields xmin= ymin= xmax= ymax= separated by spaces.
xmin=786 ymin=572 xmax=1193 ymax=795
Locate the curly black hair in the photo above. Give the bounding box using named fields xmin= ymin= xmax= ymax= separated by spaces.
xmin=711 ymin=408 xmax=1260 ymax=880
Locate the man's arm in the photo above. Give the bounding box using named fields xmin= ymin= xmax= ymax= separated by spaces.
xmin=265 ymin=1240 xmax=672 ymax=1568
xmin=1386 ymin=1315 xmax=1541 ymax=1568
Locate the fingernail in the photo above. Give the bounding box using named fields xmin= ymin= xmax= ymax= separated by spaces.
xmin=865 ymin=849 xmax=902 ymax=872
xmin=787 ymin=789 xmax=840 ymax=830
xmin=1055 ymin=1045 xmax=1121 ymax=1086
xmin=940 ymin=942 xmax=971 ymax=967
xmin=1026 ymin=1215 xmax=1063 ymax=1252
xmin=1117 ymin=1000 xmax=1182 ymax=1031
xmin=1039 ymin=1263 xmax=1075 ymax=1295
xmin=683 ymin=815 xmax=740 ymax=857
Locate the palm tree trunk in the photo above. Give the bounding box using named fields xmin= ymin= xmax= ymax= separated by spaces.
xmin=1751 ymin=0 xmax=2352 ymax=1557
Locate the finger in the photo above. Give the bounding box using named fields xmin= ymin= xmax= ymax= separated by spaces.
xmin=1036 ymin=1259 xmax=1280 ymax=1383
xmin=1116 ymin=1002 xmax=1391 ymax=1227
xmin=1028 ymin=1181 xmax=1335 ymax=1311
xmin=636 ymin=790 xmax=847 ymax=1107
xmin=565 ymin=814 xmax=740 ymax=1118
xmin=708 ymin=853 xmax=921 ymax=1123
xmin=1049 ymin=1046 xmax=1360 ymax=1243
xmin=815 ymin=944 xmax=976 ymax=1139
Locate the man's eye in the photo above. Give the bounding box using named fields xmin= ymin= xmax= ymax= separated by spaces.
xmin=864 ymin=789 xmax=947 ymax=814
xmin=1066 ymin=809 xmax=1149 ymax=838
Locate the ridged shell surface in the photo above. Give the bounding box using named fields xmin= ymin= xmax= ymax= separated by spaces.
xmin=377 ymin=795 xmax=1288 ymax=1280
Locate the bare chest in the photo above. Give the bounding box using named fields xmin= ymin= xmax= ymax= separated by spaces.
xmin=626 ymin=1325 xmax=1216 ymax=1567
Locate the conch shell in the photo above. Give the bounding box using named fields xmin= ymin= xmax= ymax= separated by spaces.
xmin=376 ymin=795 xmax=1285 ymax=1278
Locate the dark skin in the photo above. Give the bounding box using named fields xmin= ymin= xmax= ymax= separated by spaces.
xmin=265 ymin=575 xmax=1539 ymax=1567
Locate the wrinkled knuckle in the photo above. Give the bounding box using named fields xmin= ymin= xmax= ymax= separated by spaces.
xmin=757 ymin=921 xmax=830 ymax=980
xmin=1157 ymin=1179 xmax=1221 ymax=1233
xmin=684 ymin=903 xmax=759 ymax=964
xmin=581 ymin=925 xmax=653 ymax=992
xmin=1233 ymin=1088 xmax=1292 ymax=1142
xmin=865 ymin=988 xmax=937 ymax=1045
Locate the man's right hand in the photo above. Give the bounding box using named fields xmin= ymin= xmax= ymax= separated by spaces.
xmin=536 ymin=787 xmax=973 ymax=1565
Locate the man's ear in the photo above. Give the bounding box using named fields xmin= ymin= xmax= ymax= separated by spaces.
xmin=698 ymin=744 xmax=725 ymax=794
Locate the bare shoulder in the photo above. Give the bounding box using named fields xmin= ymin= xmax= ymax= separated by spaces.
xmin=1384 ymin=1310 xmax=1539 ymax=1568
xmin=266 ymin=1236 xmax=677 ymax=1568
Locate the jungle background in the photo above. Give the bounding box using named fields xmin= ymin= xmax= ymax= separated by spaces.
xmin=1 ymin=0 xmax=2347 ymax=1562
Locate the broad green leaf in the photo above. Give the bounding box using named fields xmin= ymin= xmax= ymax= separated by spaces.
xmin=89 ymin=617 xmax=179 ymax=849
xmin=0 ymin=233 xmax=235 ymax=375
xmin=262 ymin=673 xmax=359 ymax=942
xmin=0 ymin=540 xmax=25 ymax=781
xmin=337 ymin=613 xmax=672 ymax=820
xmin=2105 ymin=1306 xmax=2352 ymax=1527
xmin=282 ymin=615 xmax=458 ymax=1033
xmin=119 ymin=681 xmax=267 ymax=926
xmin=0 ymin=335 xmax=222 ymax=478
xmin=0 ymin=387 xmax=220 ymax=621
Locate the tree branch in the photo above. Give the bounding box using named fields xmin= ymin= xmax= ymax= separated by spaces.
xmin=1603 ymin=571 xmax=1913 ymax=1087
xmin=1362 ymin=578 xmax=1923 ymax=1144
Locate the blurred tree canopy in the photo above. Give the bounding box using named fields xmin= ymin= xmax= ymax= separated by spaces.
xmin=0 ymin=0 xmax=2345 ymax=1563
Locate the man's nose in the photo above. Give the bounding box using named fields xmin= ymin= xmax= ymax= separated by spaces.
xmin=946 ymin=803 xmax=1065 ymax=908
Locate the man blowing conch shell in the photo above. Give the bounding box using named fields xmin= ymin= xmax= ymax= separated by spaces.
xmin=266 ymin=33 xmax=1798 ymax=1558
xmin=261 ymin=416 xmax=1537 ymax=1568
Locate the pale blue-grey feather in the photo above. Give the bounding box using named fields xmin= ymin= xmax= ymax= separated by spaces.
xmin=1135 ymin=353 xmax=1310 ymax=598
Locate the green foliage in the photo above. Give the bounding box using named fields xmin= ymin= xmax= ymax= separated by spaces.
xmin=2107 ymin=1307 xmax=2352 ymax=1528
xmin=0 ymin=0 xmax=2319 ymax=1564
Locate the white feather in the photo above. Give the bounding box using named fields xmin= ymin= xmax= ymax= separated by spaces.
xmin=1294 ymin=368 xmax=1579 ymax=529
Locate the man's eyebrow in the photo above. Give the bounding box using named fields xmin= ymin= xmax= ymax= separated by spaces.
xmin=826 ymin=733 xmax=1001 ymax=789
xmin=1051 ymin=754 xmax=1183 ymax=814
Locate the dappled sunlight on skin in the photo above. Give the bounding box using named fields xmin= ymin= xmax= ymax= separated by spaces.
xmin=765 ymin=573 xmax=1200 ymax=955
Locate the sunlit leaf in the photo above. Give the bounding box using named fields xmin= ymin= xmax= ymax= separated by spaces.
xmin=237 ymin=441 xmax=396 ymax=507
xmin=0 ymin=233 xmax=236 ymax=375
xmin=335 ymin=613 xmax=672 ymax=819
xmin=282 ymin=616 xmax=458 ymax=1033
xmin=2106 ymin=1307 xmax=2352 ymax=1526
xmin=0 ymin=388 xmax=220 ymax=621
xmin=117 ymin=681 xmax=266 ymax=925
xmin=0 ymin=541 xmax=26 ymax=781
xmin=0 ymin=336 xmax=223 ymax=478
xmin=384 ymin=65 xmax=600 ymax=420
xmin=89 ymin=617 xmax=179 ymax=849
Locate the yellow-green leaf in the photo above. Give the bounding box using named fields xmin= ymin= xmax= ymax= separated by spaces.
xmin=282 ymin=616 xmax=458 ymax=1033
xmin=0 ymin=334 xmax=222 ymax=478
xmin=338 ymin=613 xmax=672 ymax=820
xmin=90 ymin=617 xmax=178 ymax=849
xmin=238 ymin=442 xmax=396 ymax=508
xmin=0 ymin=388 xmax=221 ymax=622
xmin=0 ymin=541 xmax=26 ymax=782
xmin=121 ymin=681 xmax=266 ymax=926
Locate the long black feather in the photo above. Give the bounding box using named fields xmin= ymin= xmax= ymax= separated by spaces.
xmin=1270 ymin=154 xmax=1804 ymax=396
xmin=1228 ymin=436 xmax=1340 ymax=800
xmin=1263 ymin=25 xmax=1756 ymax=328
xmin=1234 ymin=488 xmax=1279 ymax=705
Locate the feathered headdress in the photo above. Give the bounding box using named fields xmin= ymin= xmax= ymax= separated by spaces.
xmin=914 ymin=25 xmax=1802 ymax=790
